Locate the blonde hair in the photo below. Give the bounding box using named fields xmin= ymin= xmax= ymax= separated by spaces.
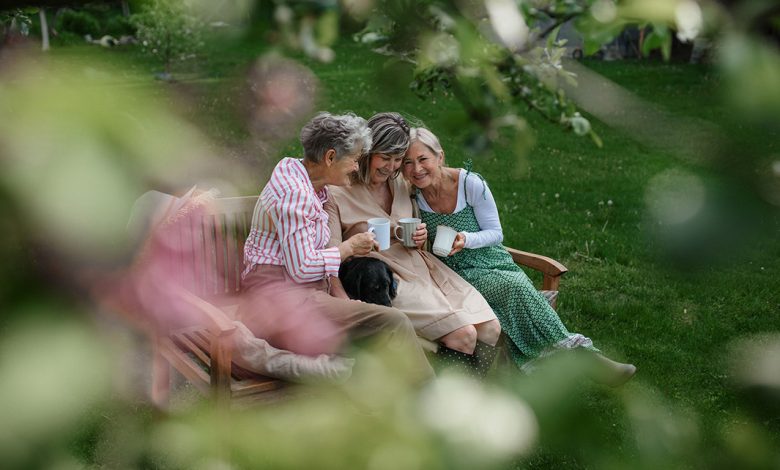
xmin=408 ymin=127 xmax=443 ymax=158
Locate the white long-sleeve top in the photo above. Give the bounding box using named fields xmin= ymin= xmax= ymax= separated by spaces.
xmin=416 ymin=168 xmax=504 ymax=249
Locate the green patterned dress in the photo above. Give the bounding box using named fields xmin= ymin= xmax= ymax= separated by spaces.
xmin=417 ymin=170 xmax=597 ymax=372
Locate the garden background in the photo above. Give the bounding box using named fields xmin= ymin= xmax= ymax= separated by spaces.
xmin=0 ymin=1 xmax=779 ymax=468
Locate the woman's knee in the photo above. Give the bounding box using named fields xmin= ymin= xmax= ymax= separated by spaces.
xmin=375 ymin=306 xmax=414 ymax=331
xmin=476 ymin=319 xmax=501 ymax=346
xmin=440 ymin=325 xmax=478 ymax=354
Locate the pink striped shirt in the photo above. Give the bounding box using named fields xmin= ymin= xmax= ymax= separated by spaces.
xmin=243 ymin=158 xmax=341 ymax=283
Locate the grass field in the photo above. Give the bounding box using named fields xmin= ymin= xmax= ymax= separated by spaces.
xmin=45 ymin=36 xmax=780 ymax=467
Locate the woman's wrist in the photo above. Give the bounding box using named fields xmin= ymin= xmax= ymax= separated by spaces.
xmin=338 ymin=241 xmax=353 ymax=260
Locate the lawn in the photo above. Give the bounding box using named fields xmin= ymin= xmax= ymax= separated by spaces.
xmin=41 ymin=36 xmax=780 ymax=467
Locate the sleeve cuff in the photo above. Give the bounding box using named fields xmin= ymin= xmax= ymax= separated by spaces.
xmin=462 ymin=232 xmax=474 ymax=249
xmin=322 ymin=246 xmax=342 ymax=277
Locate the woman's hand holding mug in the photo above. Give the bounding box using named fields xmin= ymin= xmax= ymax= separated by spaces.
xmin=339 ymin=232 xmax=378 ymax=259
xmin=413 ymin=222 xmax=427 ymax=248
xmin=448 ymin=232 xmax=466 ymax=256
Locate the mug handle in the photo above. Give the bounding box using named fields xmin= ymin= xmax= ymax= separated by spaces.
xmin=393 ymin=225 xmax=403 ymax=241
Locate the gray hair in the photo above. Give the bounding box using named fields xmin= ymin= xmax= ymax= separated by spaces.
xmin=300 ymin=112 xmax=372 ymax=163
xmin=408 ymin=127 xmax=443 ymax=158
xmin=353 ymin=112 xmax=411 ymax=185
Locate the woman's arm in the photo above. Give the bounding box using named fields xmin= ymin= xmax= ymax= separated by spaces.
xmin=270 ymin=190 xmax=342 ymax=283
xmin=461 ymin=174 xmax=504 ymax=248
xmin=324 ymin=199 xmax=343 ymax=248
xmin=324 ymin=193 xmax=378 ymax=261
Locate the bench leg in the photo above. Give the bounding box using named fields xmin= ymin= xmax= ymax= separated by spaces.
xmin=151 ymin=338 xmax=170 ymax=409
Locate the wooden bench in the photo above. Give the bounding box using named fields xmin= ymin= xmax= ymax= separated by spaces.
xmin=149 ymin=195 xmax=568 ymax=408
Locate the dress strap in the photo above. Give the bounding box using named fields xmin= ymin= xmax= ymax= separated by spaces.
xmin=461 ymin=160 xmax=488 ymax=207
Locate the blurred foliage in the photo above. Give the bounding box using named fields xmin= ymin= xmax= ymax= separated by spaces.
xmin=56 ymin=8 xmax=100 ymax=37
xmin=0 ymin=7 xmax=34 ymax=36
xmin=131 ymin=0 xmax=206 ymax=74
xmin=0 ymin=0 xmax=779 ymax=469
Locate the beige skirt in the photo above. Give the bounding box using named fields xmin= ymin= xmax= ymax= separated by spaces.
xmin=370 ymin=243 xmax=497 ymax=341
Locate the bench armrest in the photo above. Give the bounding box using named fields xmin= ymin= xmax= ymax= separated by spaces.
xmin=505 ymin=247 xmax=568 ymax=292
xmin=173 ymin=286 xmax=236 ymax=338
xmin=172 ymin=286 xmax=235 ymax=403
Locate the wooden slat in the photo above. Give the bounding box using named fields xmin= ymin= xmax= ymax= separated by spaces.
xmin=193 ymin=214 xmax=207 ymax=296
xmin=159 ymin=338 xmax=211 ymax=394
xmin=214 ymin=213 xmax=228 ymax=295
xmin=151 ymin=336 xmax=170 ymax=408
xmin=229 ymin=214 xmax=242 ymax=293
xmin=210 ymin=334 xmax=233 ymax=406
xmin=173 ymin=331 xmax=211 ymax=366
xmin=180 ymin=328 xmax=244 ymax=382
xmin=206 ymin=214 xmax=220 ymax=296
xmin=191 ymin=329 xmax=247 ymax=382
xmin=232 ymin=378 xmax=286 ymax=398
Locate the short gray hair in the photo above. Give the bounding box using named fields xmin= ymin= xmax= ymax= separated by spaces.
xmin=408 ymin=127 xmax=443 ymax=157
xmin=353 ymin=112 xmax=411 ymax=185
xmin=300 ymin=112 xmax=372 ymax=163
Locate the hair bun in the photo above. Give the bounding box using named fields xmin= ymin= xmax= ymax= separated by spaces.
xmin=395 ymin=116 xmax=410 ymax=134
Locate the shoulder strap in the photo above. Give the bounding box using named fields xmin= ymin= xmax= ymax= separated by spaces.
xmin=462 ymin=159 xmax=488 ymax=207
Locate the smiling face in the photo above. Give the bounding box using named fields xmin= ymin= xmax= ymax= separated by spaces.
xmin=369 ymin=153 xmax=403 ymax=185
xmin=402 ymin=141 xmax=442 ymax=189
xmin=328 ymin=147 xmax=362 ymax=187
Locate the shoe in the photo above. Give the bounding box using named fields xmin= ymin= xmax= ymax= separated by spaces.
xmin=588 ymin=352 xmax=637 ymax=387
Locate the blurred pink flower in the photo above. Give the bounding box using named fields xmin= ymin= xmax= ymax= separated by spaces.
xmin=245 ymin=56 xmax=319 ymax=141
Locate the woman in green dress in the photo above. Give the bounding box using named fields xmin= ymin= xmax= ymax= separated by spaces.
xmin=403 ymin=126 xmax=636 ymax=385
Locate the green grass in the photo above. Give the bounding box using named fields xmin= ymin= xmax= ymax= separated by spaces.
xmin=47 ymin=36 xmax=780 ymax=466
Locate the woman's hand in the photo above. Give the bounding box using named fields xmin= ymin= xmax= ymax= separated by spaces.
xmin=339 ymin=231 xmax=378 ymax=259
xmin=449 ymin=232 xmax=466 ymax=256
xmin=329 ymin=276 xmax=350 ymax=299
xmin=413 ymin=222 xmax=427 ymax=248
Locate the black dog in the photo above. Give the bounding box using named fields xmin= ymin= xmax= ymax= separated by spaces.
xmin=338 ymin=257 xmax=397 ymax=307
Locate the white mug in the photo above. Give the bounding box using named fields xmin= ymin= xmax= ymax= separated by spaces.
xmin=394 ymin=217 xmax=420 ymax=248
xmin=432 ymin=225 xmax=458 ymax=257
xmin=367 ymin=217 xmax=391 ymax=251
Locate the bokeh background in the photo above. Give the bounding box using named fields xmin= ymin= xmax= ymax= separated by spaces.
xmin=0 ymin=0 xmax=778 ymax=468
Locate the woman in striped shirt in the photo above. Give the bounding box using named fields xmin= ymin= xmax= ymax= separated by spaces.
xmin=238 ymin=112 xmax=433 ymax=381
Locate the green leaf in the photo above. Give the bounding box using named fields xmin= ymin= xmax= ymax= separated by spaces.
xmin=575 ymin=16 xmax=624 ymax=57
xmin=588 ymin=128 xmax=603 ymax=148
xmin=660 ymin=32 xmax=672 ymax=61
xmin=546 ymin=24 xmax=562 ymax=50
xmin=584 ymin=37 xmax=604 ymax=56
xmin=641 ymin=24 xmax=671 ymax=59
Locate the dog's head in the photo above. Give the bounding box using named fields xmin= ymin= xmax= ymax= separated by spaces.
xmin=338 ymin=257 xmax=397 ymax=307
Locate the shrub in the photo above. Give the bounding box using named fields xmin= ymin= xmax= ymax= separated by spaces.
xmin=131 ymin=0 xmax=205 ymax=73
xmin=56 ymin=9 xmax=100 ymax=37
xmin=104 ymin=15 xmax=135 ymax=37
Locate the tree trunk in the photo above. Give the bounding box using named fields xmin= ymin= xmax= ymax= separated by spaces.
xmin=121 ymin=1 xmax=130 ymax=17
xmin=39 ymin=8 xmax=50 ymax=51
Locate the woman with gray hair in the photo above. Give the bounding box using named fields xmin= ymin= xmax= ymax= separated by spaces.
xmin=326 ymin=112 xmax=502 ymax=375
xmin=238 ymin=112 xmax=433 ymax=381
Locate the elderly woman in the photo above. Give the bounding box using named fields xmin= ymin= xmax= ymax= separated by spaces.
xmin=238 ymin=112 xmax=433 ymax=380
xmin=403 ymin=126 xmax=636 ymax=386
xmin=325 ymin=112 xmax=501 ymax=371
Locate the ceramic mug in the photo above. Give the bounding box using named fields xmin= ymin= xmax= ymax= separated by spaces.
xmin=394 ymin=217 xmax=421 ymax=248
xmin=367 ymin=217 xmax=391 ymax=251
xmin=432 ymin=225 xmax=458 ymax=257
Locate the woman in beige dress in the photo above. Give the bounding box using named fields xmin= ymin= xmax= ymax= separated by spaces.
xmin=325 ymin=113 xmax=501 ymax=364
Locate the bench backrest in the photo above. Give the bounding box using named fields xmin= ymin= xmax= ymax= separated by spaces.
xmin=179 ymin=196 xmax=258 ymax=298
